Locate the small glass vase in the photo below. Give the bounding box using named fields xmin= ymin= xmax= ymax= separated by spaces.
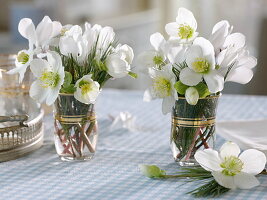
xmin=170 ymin=95 xmax=220 ymax=166
xmin=53 ymin=94 xmax=98 ymax=161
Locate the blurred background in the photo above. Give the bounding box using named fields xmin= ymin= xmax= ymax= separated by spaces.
xmin=0 ymin=0 xmax=267 ymax=95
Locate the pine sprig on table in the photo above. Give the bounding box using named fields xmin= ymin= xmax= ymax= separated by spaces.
xmin=140 ymin=165 xmax=230 ymax=198
xmin=188 ymin=179 xmax=230 ymax=197
xmin=173 ymin=167 xmax=230 ymax=197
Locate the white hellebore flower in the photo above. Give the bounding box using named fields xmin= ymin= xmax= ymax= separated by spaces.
xmin=137 ymin=32 xmax=167 ymax=72
xmin=97 ymin=26 xmax=115 ymax=53
xmin=6 ymin=49 xmax=33 ymax=82
xmin=165 ymin=7 xmax=198 ymax=43
xmin=7 ymin=16 xmax=62 ymax=82
xmin=144 ymin=65 xmax=178 ymax=115
xmin=225 ymin=49 xmax=257 ymax=84
xmin=195 ymin=141 xmax=266 ymax=189
xmin=209 ymin=20 xmax=232 ymax=56
xmin=59 ymin=25 xmax=89 ymax=64
xmin=18 ymin=16 xmax=62 ymax=57
xmin=180 ymin=37 xmax=224 ymax=93
xmin=74 ymin=75 xmax=100 ymax=104
xmin=106 ymin=44 xmax=134 ymax=78
xmin=29 ymin=52 xmax=64 ymax=105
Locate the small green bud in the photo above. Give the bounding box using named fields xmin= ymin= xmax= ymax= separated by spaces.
xmin=139 ymin=165 xmax=166 ymax=178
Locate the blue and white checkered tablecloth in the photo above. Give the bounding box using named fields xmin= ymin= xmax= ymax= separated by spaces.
xmin=1 ymin=89 xmax=267 ymax=200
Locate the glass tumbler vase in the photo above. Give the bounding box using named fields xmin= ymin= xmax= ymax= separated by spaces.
xmin=170 ymin=96 xmax=220 ymax=166
xmin=53 ymin=94 xmax=98 ymax=161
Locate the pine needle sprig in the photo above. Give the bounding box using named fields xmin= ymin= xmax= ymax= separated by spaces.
xmin=188 ymin=179 xmax=230 ymax=198
xmin=140 ymin=165 xmax=231 ymax=198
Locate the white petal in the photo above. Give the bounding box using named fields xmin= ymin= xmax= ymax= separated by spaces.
xmin=36 ymin=16 xmax=53 ymax=46
xmin=65 ymin=25 xmax=82 ymax=39
xmin=179 ymin=68 xmax=202 ymax=86
xmin=29 ymin=80 xmax=49 ymax=103
xmin=224 ymin=33 xmax=246 ymax=50
xmin=18 ymin=18 xmax=36 ymax=44
xmin=237 ymin=55 xmax=257 ymax=69
xmin=51 ymin=21 xmax=62 ymax=37
xmin=212 ymin=20 xmax=230 ymax=35
xmin=186 ymin=45 xmax=203 ymax=69
xmin=7 ymin=64 xmax=28 ymax=83
xmin=209 ymin=20 xmax=230 ymax=54
xmin=162 ymin=96 xmax=175 ymax=115
xmin=106 ymin=55 xmax=129 ymax=78
xmin=84 ymin=22 xmax=91 ymax=31
xmin=118 ymin=44 xmax=134 ymax=64
xmin=203 ymin=71 xmax=224 ymax=93
xmin=193 ymin=37 xmax=215 ymax=57
xmin=176 ymin=7 xmax=197 ymax=30
xmin=234 ymin=172 xmax=260 ymax=189
xmin=239 ymin=149 xmax=266 ymax=175
xmin=226 ymin=67 xmax=253 ymax=84
xmin=30 ymin=58 xmax=49 ymax=78
xmin=168 ymin=46 xmax=187 ymax=64
xmin=165 ymin=22 xmax=179 ymax=37
xmin=92 ymin=24 xmax=102 ymax=33
xmin=46 ymin=88 xmax=60 ymax=106
xmin=217 ymin=48 xmax=238 ymax=68
xmin=137 ymin=51 xmax=157 ymax=69
xmin=219 ymin=141 xmax=241 ymax=159
xmin=150 ymin=32 xmax=165 ymax=51
xmin=98 ymin=26 xmax=115 ymax=49
xmin=74 ymin=88 xmax=85 ymax=104
xmin=59 ymin=36 xmax=79 ymax=56
xmin=212 ymin=171 xmax=236 ymax=189
xmin=185 ymin=87 xmax=199 ymax=105
xmin=47 ymin=51 xmax=62 ymax=71
xmin=195 ymin=149 xmax=222 ymax=171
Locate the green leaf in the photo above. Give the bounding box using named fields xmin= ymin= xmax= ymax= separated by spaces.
xmin=60 ymin=84 xmax=76 ymax=94
xmin=174 ymin=81 xmax=189 ymax=95
xmin=128 ymin=72 xmax=138 ymax=79
xmin=195 ymin=82 xmax=210 ymax=98
xmin=139 ymin=165 xmax=166 ymax=178
xmin=63 ymin=71 xmax=72 ymax=87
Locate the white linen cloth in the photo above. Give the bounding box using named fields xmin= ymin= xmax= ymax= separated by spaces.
xmin=217 ymin=119 xmax=267 ymax=156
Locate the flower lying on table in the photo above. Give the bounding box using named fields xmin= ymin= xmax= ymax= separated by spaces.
xmin=139 ymin=141 xmax=267 ymax=197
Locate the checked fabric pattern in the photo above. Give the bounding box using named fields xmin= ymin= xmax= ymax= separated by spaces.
xmin=1 ymin=89 xmax=267 ymax=200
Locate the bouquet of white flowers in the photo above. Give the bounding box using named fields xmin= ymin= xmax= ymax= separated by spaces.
xmin=8 ymin=16 xmax=136 ymax=160
xmin=138 ymin=8 xmax=257 ymax=166
xmin=139 ymin=8 xmax=256 ymax=113
xmin=8 ymin=16 xmax=135 ymax=105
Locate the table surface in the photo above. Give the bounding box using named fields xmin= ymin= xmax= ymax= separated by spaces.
xmin=1 ymin=89 xmax=267 ymax=200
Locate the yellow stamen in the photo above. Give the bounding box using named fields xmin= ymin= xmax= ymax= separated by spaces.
xmin=79 ymin=80 xmax=92 ymax=95
xmin=40 ymin=71 xmax=60 ymax=88
xmin=220 ymin=156 xmax=244 ymax=176
xmin=178 ymin=24 xmax=194 ymax=39
xmin=153 ymin=77 xmax=171 ymax=98
xmin=192 ymin=58 xmax=210 ymax=74
xmin=17 ymin=52 xmax=29 ymax=64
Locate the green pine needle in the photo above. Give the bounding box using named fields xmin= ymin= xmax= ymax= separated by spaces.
xmin=188 ymin=179 xmax=230 ymax=198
